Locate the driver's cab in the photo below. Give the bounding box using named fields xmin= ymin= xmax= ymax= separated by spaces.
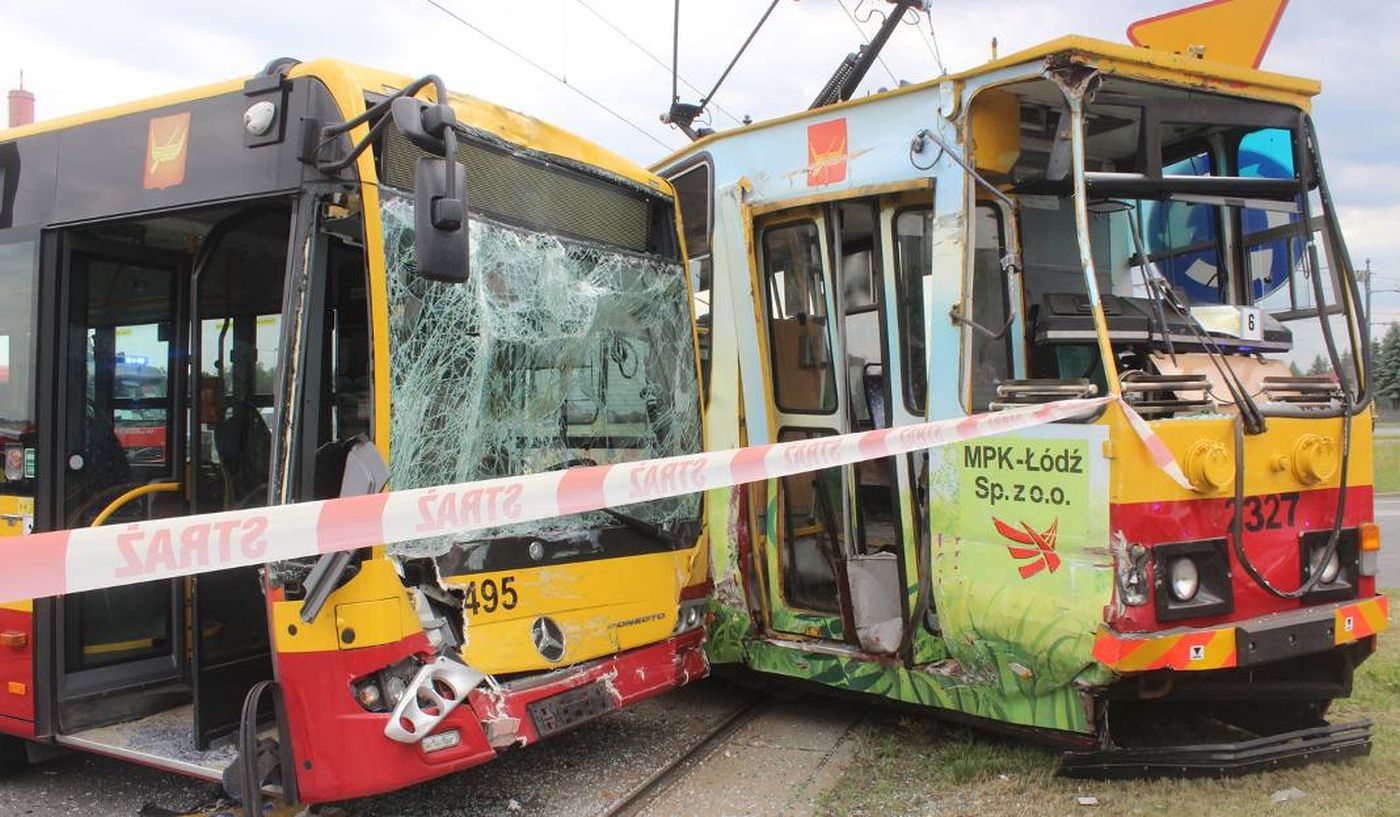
xmin=960 ymin=72 xmax=1359 ymax=412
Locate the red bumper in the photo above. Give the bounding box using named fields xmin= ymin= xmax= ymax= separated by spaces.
xmin=280 ymin=628 xmax=708 ymax=803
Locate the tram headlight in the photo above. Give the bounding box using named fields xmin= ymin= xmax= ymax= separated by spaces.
xmin=1168 ymin=558 xmax=1200 ymax=602
xmin=1152 ymin=539 xmax=1233 ymax=622
xmin=1299 ymin=529 xmax=1360 ymax=603
xmin=1313 ymin=546 xmax=1342 ymax=585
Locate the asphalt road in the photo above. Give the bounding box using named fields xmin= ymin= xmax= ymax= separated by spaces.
xmin=1371 ymin=493 xmax=1400 ymax=589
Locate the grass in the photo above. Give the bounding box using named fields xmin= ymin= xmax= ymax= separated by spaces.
xmin=1374 ymin=437 xmax=1400 ymax=494
xmin=818 ymin=592 xmax=1399 ymax=817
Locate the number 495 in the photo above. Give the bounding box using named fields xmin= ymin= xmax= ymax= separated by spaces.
xmin=462 ymin=576 xmax=519 ymax=614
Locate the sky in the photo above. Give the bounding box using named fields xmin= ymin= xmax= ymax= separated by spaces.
xmin=3 ymin=0 xmax=1398 ymax=331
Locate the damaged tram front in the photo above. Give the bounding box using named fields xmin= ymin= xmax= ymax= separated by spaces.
xmin=0 ymin=59 xmax=707 ymax=801
xmin=658 ymin=37 xmax=1387 ymax=774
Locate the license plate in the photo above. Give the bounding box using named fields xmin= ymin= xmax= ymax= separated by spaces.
xmin=421 ymin=728 xmax=461 ymax=753
xmin=527 ymin=681 xmax=616 ymax=739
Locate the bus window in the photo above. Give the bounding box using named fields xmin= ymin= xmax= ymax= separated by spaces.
xmin=64 ymin=256 xmax=176 ymax=522
xmin=0 ymin=237 xmax=36 ymax=495
xmin=195 ymin=211 xmax=289 ymax=512
xmin=893 ymin=207 xmax=932 ymax=413
xmin=967 ymin=206 xmax=1013 ymax=412
xmin=762 ymin=221 xmax=837 ymax=413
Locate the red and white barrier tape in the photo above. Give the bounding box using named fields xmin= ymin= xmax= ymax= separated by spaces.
xmin=0 ymin=396 xmax=1189 ymax=605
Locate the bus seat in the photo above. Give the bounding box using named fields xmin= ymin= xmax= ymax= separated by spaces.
xmin=214 ymin=402 xmax=271 ymax=506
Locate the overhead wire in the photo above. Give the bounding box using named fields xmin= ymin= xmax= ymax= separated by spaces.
xmin=838 ymin=0 xmax=900 ymax=86
xmin=915 ymin=8 xmax=947 ymax=75
xmin=421 ymin=0 xmax=675 ymax=151
xmin=574 ymin=0 xmax=742 ymax=126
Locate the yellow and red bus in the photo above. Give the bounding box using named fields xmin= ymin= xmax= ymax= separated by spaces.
xmin=0 ymin=58 xmax=707 ymax=802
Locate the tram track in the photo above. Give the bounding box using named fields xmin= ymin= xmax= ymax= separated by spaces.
xmin=598 ymin=694 xmax=768 ymax=817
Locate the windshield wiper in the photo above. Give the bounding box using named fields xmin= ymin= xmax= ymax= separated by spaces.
xmin=1113 ymin=199 xmax=1265 ymax=433
xmin=600 ymin=507 xmax=683 ymax=549
xmin=1146 ymin=275 xmax=1267 ymax=434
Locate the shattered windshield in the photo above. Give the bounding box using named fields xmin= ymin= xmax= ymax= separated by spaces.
xmin=381 ymin=192 xmax=702 ymax=557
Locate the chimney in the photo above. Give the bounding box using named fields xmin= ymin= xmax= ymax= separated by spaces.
xmin=8 ymin=72 xmax=34 ymax=129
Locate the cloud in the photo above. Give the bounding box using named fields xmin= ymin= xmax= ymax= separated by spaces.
xmin=1337 ymin=202 xmax=1400 ymax=269
xmin=1 ymin=0 xmax=1395 ymax=263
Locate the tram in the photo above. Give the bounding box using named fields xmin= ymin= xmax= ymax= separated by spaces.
xmin=0 ymin=59 xmax=707 ymax=802
xmin=657 ymin=7 xmax=1387 ymax=772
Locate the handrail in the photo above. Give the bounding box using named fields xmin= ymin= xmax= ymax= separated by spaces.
xmin=90 ymin=482 xmax=181 ymax=527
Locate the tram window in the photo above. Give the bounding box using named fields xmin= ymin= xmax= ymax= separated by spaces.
xmin=778 ymin=427 xmax=843 ymax=613
xmin=762 ymin=221 xmax=837 ymax=413
xmin=967 ymin=206 xmax=1013 ymax=412
xmin=1143 ymin=150 xmax=1225 ymax=304
xmin=894 ymin=207 xmax=933 ymax=413
xmin=0 ymin=237 xmax=36 ymax=494
xmin=670 ymin=162 xmax=711 ymax=260
xmin=670 ymin=162 xmax=713 ymax=397
xmin=838 ymin=203 xmax=881 ymax=425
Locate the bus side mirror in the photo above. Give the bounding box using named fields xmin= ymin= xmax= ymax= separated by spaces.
xmin=413 ymin=155 xmax=470 ymax=283
xmin=392 ymin=96 xmax=471 ymax=283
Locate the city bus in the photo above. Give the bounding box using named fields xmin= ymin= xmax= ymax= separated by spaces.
xmin=0 ymin=58 xmax=708 ymax=803
xmin=657 ymin=31 xmax=1387 ymax=773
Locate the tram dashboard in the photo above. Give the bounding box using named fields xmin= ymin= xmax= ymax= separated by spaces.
xmin=1029 ymin=293 xmax=1292 ymax=355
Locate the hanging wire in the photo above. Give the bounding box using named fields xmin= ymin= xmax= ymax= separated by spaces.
xmin=838 ymin=0 xmax=900 ymax=86
xmin=916 ymin=9 xmax=947 ymax=75
xmin=422 ymin=0 xmax=675 ymax=151
xmin=574 ymin=0 xmax=742 ymax=126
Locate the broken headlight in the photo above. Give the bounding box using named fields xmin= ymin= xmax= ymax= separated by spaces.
xmin=673 ymin=599 xmax=708 ymax=634
xmin=351 ymin=657 xmax=423 ymax=713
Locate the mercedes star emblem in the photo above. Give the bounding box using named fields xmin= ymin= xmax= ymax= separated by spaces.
xmin=530 ymin=616 xmax=566 ymax=662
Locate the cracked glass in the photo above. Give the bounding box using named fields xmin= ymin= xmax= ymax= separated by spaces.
xmin=381 ymin=192 xmax=702 ymax=556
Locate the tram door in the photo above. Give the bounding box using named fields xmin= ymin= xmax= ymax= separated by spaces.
xmin=753 ymin=201 xmax=913 ymax=652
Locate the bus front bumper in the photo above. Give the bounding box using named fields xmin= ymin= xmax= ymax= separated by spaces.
xmin=282 ymin=628 xmax=708 ymax=802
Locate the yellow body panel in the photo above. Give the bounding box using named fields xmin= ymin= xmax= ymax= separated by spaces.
xmin=445 ymin=551 xmax=687 ymax=675
xmin=1104 ymin=403 xmax=1373 ymax=505
xmin=0 ymin=495 xmax=33 ymax=539
xmin=272 ymin=559 xmax=422 ymax=654
xmin=0 ymin=496 xmax=33 ymax=611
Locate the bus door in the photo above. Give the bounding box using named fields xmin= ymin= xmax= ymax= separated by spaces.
xmin=54 ymin=238 xmax=191 ymax=732
xmin=48 ymin=205 xmax=289 ymax=746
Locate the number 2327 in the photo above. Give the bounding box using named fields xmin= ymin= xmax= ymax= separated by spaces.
xmin=1226 ymin=492 xmax=1301 ymax=532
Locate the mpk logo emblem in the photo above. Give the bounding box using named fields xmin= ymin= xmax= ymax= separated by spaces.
xmin=806 ymin=118 xmax=848 ymax=186
xmin=994 ymin=517 xmax=1061 ymax=578
xmin=144 ymin=112 xmax=190 ymax=190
